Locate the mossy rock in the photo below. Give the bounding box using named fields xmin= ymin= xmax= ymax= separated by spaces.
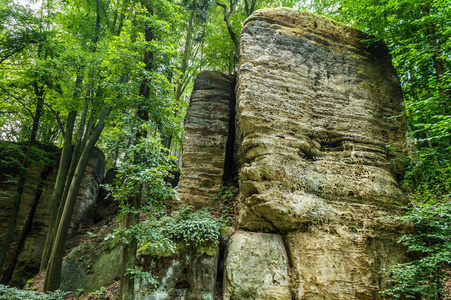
xmin=60 ymin=240 xmax=121 ymax=293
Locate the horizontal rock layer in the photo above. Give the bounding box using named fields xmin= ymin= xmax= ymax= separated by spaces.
xmin=177 ymin=71 xmax=235 ymax=207
xmin=228 ymin=7 xmax=410 ymax=299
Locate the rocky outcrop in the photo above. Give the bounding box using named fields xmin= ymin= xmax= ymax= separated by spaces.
xmin=222 ymin=7 xmax=410 ymax=299
xmin=60 ymin=237 xmax=121 ymax=293
xmin=0 ymin=145 xmax=105 ymax=287
xmin=137 ymin=245 xmax=219 ymax=300
xmin=177 ymin=71 xmax=235 ymax=207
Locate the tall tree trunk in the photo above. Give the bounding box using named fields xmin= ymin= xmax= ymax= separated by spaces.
xmin=39 ymin=109 xmax=77 ymax=273
xmin=216 ymin=0 xmax=239 ymax=62
xmin=175 ymin=4 xmax=195 ymax=102
xmin=421 ymin=4 xmax=449 ymax=115
xmin=43 ymin=107 xmax=112 ymax=292
xmin=117 ymin=192 xmax=141 ymax=300
xmin=40 ymin=85 xmax=88 ymax=273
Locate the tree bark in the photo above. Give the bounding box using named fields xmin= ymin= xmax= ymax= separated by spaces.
xmin=39 ymin=109 xmax=77 ymax=273
xmin=216 ymin=0 xmax=239 ymax=62
xmin=421 ymin=4 xmax=449 ymax=115
xmin=43 ymin=106 xmax=112 ymax=291
xmin=175 ymin=3 xmax=195 ymax=102
xmin=244 ymin=0 xmax=256 ymax=17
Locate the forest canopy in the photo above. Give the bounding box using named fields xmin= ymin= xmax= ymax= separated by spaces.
xmin=0 ymin=0 xmax=450 ymax=299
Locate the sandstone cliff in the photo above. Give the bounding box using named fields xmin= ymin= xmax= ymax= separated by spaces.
xmin=23 ymin=7 xmax=411 ymax=300
xmin=177 ymin=8 xmax=410 ymax=300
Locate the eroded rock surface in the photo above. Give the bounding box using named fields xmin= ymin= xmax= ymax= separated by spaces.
xmin=228 ymin=7 xmax=409 ymax=299
xmin=177 ymin=71 xmax=235 ymax=207
xmin=223 ymin=231 xmax=291 ymax=300
xmin=60 ymin=239 xmax=121 ymax=293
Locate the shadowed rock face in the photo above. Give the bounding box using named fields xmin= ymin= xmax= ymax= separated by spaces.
xmin=223 ymin=8 xmax=410 ymax=300
xmin=177 ymin=71 xmax=235 ymax=208
xmin=0 ymin=146 xmax=104 ymax=287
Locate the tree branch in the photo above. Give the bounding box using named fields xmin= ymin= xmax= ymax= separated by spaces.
xmin=216 ymin=1 xmax=239 ymax=57
xmin=0 ymin=85 xmax=35 ymax=118
xmin=43 ymin=102 xmax=65 ymax=136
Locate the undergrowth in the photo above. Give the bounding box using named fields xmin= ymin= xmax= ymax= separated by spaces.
xmin=0 ymin=284 xmax=68 ymax=300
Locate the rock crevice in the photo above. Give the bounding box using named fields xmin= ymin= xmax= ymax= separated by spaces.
xmin=177 ymin=7 xmax=410 ymax=300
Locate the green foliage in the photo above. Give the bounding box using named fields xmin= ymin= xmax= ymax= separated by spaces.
xmin=0 ymin=284 xmax=68 ymax=300
xmin=104 ymin=135 xmax=178 ymax=256
xmin=211 ymin=185 xmax=236 ymax=218
xmin=158 ymin=205 xmax=226 ymax=248
xmin=106 ymin=136 xmax=176 ymax=212
xmin=382 ymin=198 xmax=451 ymax=299
xmin=212 ymin=185 xmax=235 ymax=203
xmin=126 ymin=268 xmax=158 ymax=287
xmin=88 ymin=286 xmax=107 ymax=300
xmin=382 ymin=147 xmax=451 ymax=299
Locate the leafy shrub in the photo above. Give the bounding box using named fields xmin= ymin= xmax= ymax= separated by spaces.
xmin=382 ymin=147 xmax=451 ymax=299
xmin=212 ymin=186 xmax=235 ymax=203
xmin=382 ymin=198 xmax=451 ymax=299
xmin=158 ymin=205 xmax=226 ymax=248
xmin=0 ymin=284 xmax=68 ymax=300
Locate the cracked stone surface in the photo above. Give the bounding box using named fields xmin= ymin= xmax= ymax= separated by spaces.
xmin=228 ymin=7 xmax=410 ymax=299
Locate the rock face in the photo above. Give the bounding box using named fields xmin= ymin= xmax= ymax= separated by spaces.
xmin=0 ymin=145 xmax=105 ymax=287
xmin=222 ymin=7 xmax=409 ymax=299
xmin=60 ymin=238 xmax=121 ymax=293
xmin=177 ymin=71 xmax=235 ymax=207
xmin=223 ymin=231 xmax=291 ymax=300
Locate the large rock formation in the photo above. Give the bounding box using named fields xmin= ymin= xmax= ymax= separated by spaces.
xmin=177 ymin=71 xmax=235 ymax=208
xmin=224 ymin=8 xmax=409 ymax=299
xmin=176 ymin=8 xmax=410 ymax=300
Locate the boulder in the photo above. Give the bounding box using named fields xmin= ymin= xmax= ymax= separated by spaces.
xmin=136 ymin=245 xmax=219 ymax=300
xmin=60 ymin=240 xmax=121 ymax=293
xmin=223 ymin=231 xmax=291 ymax=300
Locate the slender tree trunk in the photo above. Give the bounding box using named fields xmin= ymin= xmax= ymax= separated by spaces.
xmin=175 ymin=4 xmax=195 ymax=101
xmin=117 ymin=192 xmax=140 ymax=300
xmin=421 ymin=4 xmax=449 ymax=115
xmin=39 ymin=109 xmax=77 ymax=273
xmin=243 ymin=0 xmax=256 ymax=17
xmin=216 ymin=0 xmax=239 ymax=62
xmin=57 ymin=98 xmax=89 ymax=225
xmin=43 ymin=107 xmax=112 ymax=292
